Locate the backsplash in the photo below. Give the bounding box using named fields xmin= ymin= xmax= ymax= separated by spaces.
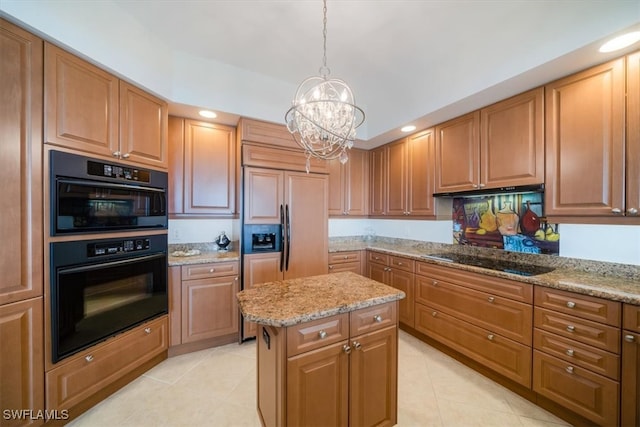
xmin=452 ymin=193 xmax=559 ymax=255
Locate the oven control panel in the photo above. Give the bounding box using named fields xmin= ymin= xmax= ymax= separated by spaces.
xmin=88 ymin=238 xmax=151 ymax=257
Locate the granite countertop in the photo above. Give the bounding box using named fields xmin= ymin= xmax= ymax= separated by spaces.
xmin=236 ymin=271 xmax=406 ymax=327
xmin=168 ymin=242 xmax=239 ymax=266
xmin=329 ymin=237 xmax=640 ymax=305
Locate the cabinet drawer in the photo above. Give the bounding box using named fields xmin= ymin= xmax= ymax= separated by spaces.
xmin=415 ymin=303 xmax=532 ymax=387
xmin=534 ymin=308 xmax=620 ymax=353
xmin=533 ymin=329 xmax=620 ymax=380
xmin=534 ymin=287 xmax=621 ymax=326
xmin=287 ymin=314 xmax=349 ymax=357
xmin=328 ymin=251 xmax=361 ymax=264
xmin=181 ymin=261 xmax=239 ymax=280
xmin=389 ymin=255 xmax=415 ymax=272
xmin=533 ymin=350 xmax=619 ymax=426
xmin=367 ymin=251 xmax=389 ymax=266
xmin=623 ymin=304 xmax=640 ymax=333
xmin=46 ymin=316 xmax=168 ymax=410
xmin=415 ymin=275 xmax=532 ymax=345
xmin=416 ymin=262 xmax=533 ymax=303
xmin=350 ymin=302 xmax=397 ymax=337
xmin=328 ymin=261 xmax=361 ymax=274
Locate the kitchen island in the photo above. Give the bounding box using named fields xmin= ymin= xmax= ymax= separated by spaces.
xmin=237 ymin=271 xmax=405 ymax=427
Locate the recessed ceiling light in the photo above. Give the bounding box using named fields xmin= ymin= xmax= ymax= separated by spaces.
xmin=199 ymin=110 xmax=217 ymax=119
xmin=599 ymin=31 xmax=640 ymax=53
xmin=401 ymin=125 xmax=416 ymax=133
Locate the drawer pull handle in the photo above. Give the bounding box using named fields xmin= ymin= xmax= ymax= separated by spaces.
xmin=352 ymin=341 xmax=362 ymax=350
xmin=565 ymin=366 xmax=574 ymax=374
xmin=342 ymin=344 xmax=351 ymax=354
xmin=85 ymin=355 xmax=94 ymax=362
xmin=487 ymin=296 xmax=495 ymax=303
xmin=487 ymin=334 xmax=494 ymax=341
xmin=625 ymin=334 xmax=636 ymax=343
xmin=566 ymin=325 xmax=575 ymax=332
xmin=373 ymin=315 xmax=383 ymax=323
xmin=566 ymin=301 xmax=576 ymax=309
xmin=144 ymin=327 xmax=151 ymax=334
xmin=318 ymin=330 xmax=328 ymax=339
xmin=566 ymin=349 xmax=574 ymax=357
xmin=432 ymin=311 xmax=437 ymax=317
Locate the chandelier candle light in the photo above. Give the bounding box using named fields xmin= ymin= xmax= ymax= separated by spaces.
xmin=285 ymin=0 xmax=365 ymax=172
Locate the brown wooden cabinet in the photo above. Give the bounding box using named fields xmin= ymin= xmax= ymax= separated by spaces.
xmin=169 ymin=261 xmax=239 ymax=350
xmin=242 ymin=253 xmax=282 ymax=339
xmin=168 ymin=117 xmax=236 ymax=216
xmin=626 ymin=51 xmax=640 ymax=219
xmin=328 ymin=251 xmax=363 ymax=275
xmin=44 ymin=42 xmax=167 ymax=169
xmin=545 ymin=58 xmax=628 ymax=220
xmin=435 ymin=88 xmax=544 ymax=194
xmin=621 ymin=304 xmax=639 ymax=427
xmin=328 ymin=148 xmax=369 ymax=216
xmin=367 ymin=252 xmax=415 ymax=328
xmin=258 ymin=302 xmax=398 ymax=427
xmin=369 ymin=145 xmax=387 ymax=216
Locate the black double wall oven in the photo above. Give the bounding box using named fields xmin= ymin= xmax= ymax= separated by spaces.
xmin=49 ymin=150 xmax=169 ymax=363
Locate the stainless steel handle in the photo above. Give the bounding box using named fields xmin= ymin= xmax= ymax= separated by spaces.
xmin=85 ymin=355 xmax=94 ymax=362
xmin=487 ymin=334 xmax=494 ymax=341
xmin=625 ymin=334 xmax=636 ymax=343
xmin=628 ymin=207 xmax=639 ymax=215
xmin=342 ymin=344 xmax=351 ymax=354
xmin=352 ymin=341 xmax=362 ymax=350
xmin=566 ymin=301 xmax=576 ymax=309
xmin=144 ymin=327 xmax=151 ymax=334
xmin=611 ymin=207 xmax=622 ymax=214
xmin=373 ymin=315 xmax=383 ymax=323
xmin=565 ymin=366 xmax=574 ymax=374
xmin=566 ymin=325 xmax=575 ymax=332
xmin=487 ymin=296 xmax=495 ymax=303
xmin=121 ymin=152 xmax=130 ymax=159
xmin=279 ymin=204 xmax=285 ymax=273
xmin=566 ymin=349 xmax=574 ymax=357
xmin=318 ymin=330 xmax=328 ymax=339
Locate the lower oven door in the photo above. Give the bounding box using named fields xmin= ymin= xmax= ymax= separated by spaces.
xmin=50 ymin=237 xmax=168 ymax=363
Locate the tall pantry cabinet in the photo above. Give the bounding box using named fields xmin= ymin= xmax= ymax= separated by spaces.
xmin=0 ymin=18 xmax=45 ymax=426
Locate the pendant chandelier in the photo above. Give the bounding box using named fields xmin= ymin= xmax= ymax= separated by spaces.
xmin=285 ymin=0 xmax=365 ymax=171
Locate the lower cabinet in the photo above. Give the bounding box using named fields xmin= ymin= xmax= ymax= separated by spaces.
xmin=328 ymin=250 xmax=363 ymax=275
xmin=169 ymin=261 xmax=240 ymax=351
xmin=622 ymin=304 xmax=640 ymax=427
xmin=258 ymin=302 xmax=398 ymax=427
xmin=367 ymin=251 xmax=415 ymax=328
xmin=46 ymin=316 xmax=167 ymax=412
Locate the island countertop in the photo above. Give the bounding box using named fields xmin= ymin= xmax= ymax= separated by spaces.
xmin=236 ymin=271 xmax=405 ymax=327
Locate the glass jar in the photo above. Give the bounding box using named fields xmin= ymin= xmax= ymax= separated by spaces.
xmin=497 ymin=201 xmax=519 ymax=236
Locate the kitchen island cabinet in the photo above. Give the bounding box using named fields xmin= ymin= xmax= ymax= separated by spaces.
xmin=237 ymin=272 xmax=404 ymax=427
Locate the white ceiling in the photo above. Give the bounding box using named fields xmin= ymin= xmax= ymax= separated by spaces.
xmin=3 ymin=0 xmax=640 ymax=148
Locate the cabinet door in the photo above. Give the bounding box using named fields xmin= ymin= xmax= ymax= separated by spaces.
xmin=435 ymin=111 xmax=480 ymax=193
xmin=369 ymin=146 xmax=387 ymax=215
xmin=345 ymin=148 xmax=369 ymax=216
xmin=0 ymin=20 xmax=43 ymax=304
xmin=350 ymin=325 xmax=398 ymax=427
xmin=119 ymin=81 xmax=168 ymax=169
xmin=386 ymin=138 xmax=408 ymax=216
xmin=242 ymin=253 xmax=282 ymax=339
xmin=184 ymin=120 xmax=236 ymax=214
xmin=244 ymin=168 xmax=284 ymax=224
xmin=367 ymin=262 xmax=388 ymax=285
xmin=389 ymin=269 xmax=414 ymax=328
xmin=167 ymin=116 xmax=185 ymax=214
xmin=44 ymin=42 xmax=119 ymax=157
xmin=182 ymin=276 xmax=239 ymax=343
xmin=621 ymin=330 xmax=639 ymax=427
xmin=627 ymin=51 xmax=640 ymax=217
xmin=545 ymin=58 xmax=625 ymax=217
xmin=407 ymin=129 xmax=435 ymax=216
xmin=168 ymin=266 xmax=182 ymax=347
xmin=480 ymin=88 xmax=544 ymax=189
xmin=287 ymin=340 xmax=349 ymax=427
xmin=327 ymin=157 xmax=345 ymax=216
xmin=0 ymin=298 xmax=44 ymax=427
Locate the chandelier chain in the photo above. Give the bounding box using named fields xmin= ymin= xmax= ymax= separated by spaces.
xmin=321 ymin=0 xmax=328 ymax=77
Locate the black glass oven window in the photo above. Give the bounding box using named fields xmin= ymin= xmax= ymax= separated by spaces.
xmin=53 ymin=254 xmax=167 ymax=362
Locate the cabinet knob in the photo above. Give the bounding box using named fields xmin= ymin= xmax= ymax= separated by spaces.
xmin=112 ymin=151 xmax=121 ymax=157
xmin=566 ymin=349 xmax=574 ymax=357
xmin=628 ymin=207 xmax=639 ymax=215
xmin=121 ymin=152 xmax=130 ymax=159
xmin=431 ymin=311 xmax=437 ymax=317
xmin=487 ymin=296 xmax=495 ymax=303
xmin=625 ymin=334 xmax=636 ymax=343
xmin=566 ymin=301 xmax=576 ymax=309
xmin=472 ymin=184 xmax=479 ymax=188
xmin=478 ymin=183 xmax=486 ymax=188
xmin=566 ymin=325 xmax=575 ymax=332
xmin=329 ymin=265 xmax=334 ymax=270
xmin=342 ymin=344 xmax=351 ymax=354
xmin=318 ymin=330 xmax=328 ymax=339
xmin=144 ymin=327 xmax=151 ymax=334
xmin=209 ymin=268 xmax=215 ymax=273
xmin=343 ymin=255 xmax=349 ymax=259
xmin=373 ymin=315 xmax=383 ymax=323
xmin=565 ymin=366 xmax=574 ymax=374
xmin=85 ymin=355 xmax=94 ymax=362
xmin=611 ymin=207 xmax=622 ymax=214
xmin=487 ymin=334 xmax=494 ymax=341
xmin=432 ymin=280 xmax=438 ymax=286
xmin=352 ymin=341 xmax=362 ymax=350
xmin=397 ymin=262 xmax=403 ymax=266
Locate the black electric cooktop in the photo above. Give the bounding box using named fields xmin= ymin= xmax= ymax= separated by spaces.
xmin=421 ymin=253 xmax=555 ymax=277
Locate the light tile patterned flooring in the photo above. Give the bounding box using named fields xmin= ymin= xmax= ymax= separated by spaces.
xmin=67 ymin=331 xmax=571 ymax=426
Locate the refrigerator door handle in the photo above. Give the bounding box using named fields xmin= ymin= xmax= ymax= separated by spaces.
xmin=285 ymin=204 xmax=291 ymax=271
xmin=279 ymin=204 xmax=285 ymax=272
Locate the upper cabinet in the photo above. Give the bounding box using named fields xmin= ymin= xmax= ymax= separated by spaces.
xmin=435 ymin=88 xmax=544 ymax=194
xmin=328 ymin=148 xmax=369 ymax=217
xmin=544 ymin=57 xmax=635 ymax=220
xmin=369 ymin=129 xmax=436 ymax=217
xmin=168 ymin=117 xmax=237 ymax=216
xmin=44 ymin=42 xmax=168 ymax=169
xmin=627 ymin=51 xmax=640 ymax=220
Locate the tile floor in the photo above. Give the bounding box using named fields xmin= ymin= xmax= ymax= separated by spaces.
xmin=67 ymin=331 xmax=571 ymax=426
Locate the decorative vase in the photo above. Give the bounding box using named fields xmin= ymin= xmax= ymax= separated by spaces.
xmin=520 ymin=201 xmax=541 ymax=236
xmin=215 ymin=231 xmax=231 ymax=251
xmin=497 ymin=201 xmax=519 ymax=236
xmin=479 ymin=199 xmax=498 ymax=232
